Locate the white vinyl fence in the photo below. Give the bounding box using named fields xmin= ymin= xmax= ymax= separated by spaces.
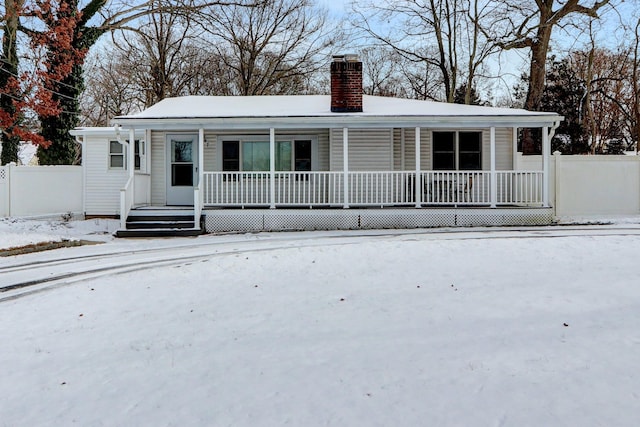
xmin=516 ymin=152 xmax=640 ymax=218
xmin=0 ymin=164 xmax=83 ymax=218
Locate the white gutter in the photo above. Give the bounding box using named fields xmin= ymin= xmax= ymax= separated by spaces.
xmin=112 ymin=114 xmax=565 ymax=131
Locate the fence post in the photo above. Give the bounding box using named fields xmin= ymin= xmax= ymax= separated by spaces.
xmin=0 ymin=165 xmax=9 ymax=217
xmin=553 ymin=151 xmax=561 ymax=216
xmin=7 ymin=163 xmax=14 ymax=217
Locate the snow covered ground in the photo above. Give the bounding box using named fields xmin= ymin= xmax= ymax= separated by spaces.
xmin=0 ymin=217 xmax=118 ymax=250
xmin=1 ymin=219 xmax=640 ymax=426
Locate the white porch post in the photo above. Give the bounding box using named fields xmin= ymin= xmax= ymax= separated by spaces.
xmin=343 ymin=127 xmax=349 ymax=208
xmin=128 ymin=129 xmax=135 ymax=181
xmin=270 ymin=127 xmax=276 ymax=209
xmin=198 ymin=129 xmax=204 ymax=186
xmin=542 ymin=126 xmax=550 ymax=207
xmin=512 ymin=127 xmax=518 ymax=168
xmin=195 ymin=128 xmax=204 ymax=228
xmin=127 ymin=129 xmax=136 ymax=197
xmin=415 ymin=127 xmax=421 ymax=208
xmin=490 ymin=127 xmax=497 ymax=208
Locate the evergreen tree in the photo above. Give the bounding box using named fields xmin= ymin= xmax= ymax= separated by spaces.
xmin=35 ymin=0 xmax=90 ymax=165
xmin=541 ymin=57 xmax=589 ymax=154
xmin=453 ymin=84 xmax=485 ymax=105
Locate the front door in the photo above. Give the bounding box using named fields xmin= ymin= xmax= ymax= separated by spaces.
xmin=166 ymin=134 xmax=198 ymax=206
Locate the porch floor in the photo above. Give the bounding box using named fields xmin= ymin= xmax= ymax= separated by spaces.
xmin=201 ymin=206 xmax=553 ymax=233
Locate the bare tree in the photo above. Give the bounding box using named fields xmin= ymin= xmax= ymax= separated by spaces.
xmin=80 ymin=48 xmax=145 ymax=126
xmin=352 ymin=0 xmax=500 ymax=103
xmin=194 ymin=0 xmax=335 ymax=95
xmin=632 ymin=17 xmax=640 ymax=153
xmin=492 ymin=0 xmax=615 ymax=112
xmin=360 ymin=47 xmax=406 ymax=97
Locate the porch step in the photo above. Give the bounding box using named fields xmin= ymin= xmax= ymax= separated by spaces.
xmin=115 ymin=228 xmax=203 ymax=238
xmin=116 ymin=209 xmax=203 ymax=238
xmin=126 ymin=220 xmax=195 ymax=229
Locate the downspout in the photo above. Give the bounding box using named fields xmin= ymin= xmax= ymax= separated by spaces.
xmin=549 ymin=120 xmax=560 ymax=141
xmin=548 ymin=120 xmax=561 ymax=215
xmin=114 ymin=124 xmax=132 ymax=228
xmin=542 ymin=121 xmax=561 ymax=209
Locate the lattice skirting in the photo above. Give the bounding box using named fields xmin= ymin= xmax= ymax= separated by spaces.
xmin=204 ymin=208 xmax=553 ymax=233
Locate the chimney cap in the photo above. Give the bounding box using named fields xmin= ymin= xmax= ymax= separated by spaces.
xmin=332 ymin=54 xmax=359 ymax=62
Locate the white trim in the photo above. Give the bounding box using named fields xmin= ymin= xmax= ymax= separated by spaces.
xmin=542 ymin=126 xmax=550 ymax=207
xmin=128 ymin=129 xmax=135 ymax=182
xmin=415 ymin=127 xmax=421 ymax=208
xmin=400 ymin=128 xmax=406 ymax=171
xmin=343 ymin=127 xmax=349 ymax=209
xmin=512 ymin=127 xmax=518 ymax=169
xmin=490 ymin=127 xmax=497 ymax=208
xmin=270 ymin=128 xmax=276 ymax=209
xmin=114 ymin=116 xmax=563 ymax=131
xmin=198 ymin=128 xmax=204 ymax=186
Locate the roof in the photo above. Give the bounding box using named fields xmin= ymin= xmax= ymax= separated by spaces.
xmin=111 ymin=95 xmax=563 ymax=130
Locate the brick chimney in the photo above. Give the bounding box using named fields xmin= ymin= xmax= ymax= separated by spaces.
xmin=330 ymin=54 xmax=363 ymax=113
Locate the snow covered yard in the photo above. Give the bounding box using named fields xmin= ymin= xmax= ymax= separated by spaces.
xmin=1 ymin=228 xmax=640 ymax=426
xmin=0 ymin=217 xmax=117 ymax=251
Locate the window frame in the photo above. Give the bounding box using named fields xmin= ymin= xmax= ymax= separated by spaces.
xmin=431 ymin=131 xmax=482 ymax=171
xmin=108 ymin=139 xmax=143 ymax=171
xmin=218 ymin=135 xmax=318 ymax=173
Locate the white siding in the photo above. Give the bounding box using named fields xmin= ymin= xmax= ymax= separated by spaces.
xmin=84 ymin=135 xmax=128 ymax=216
xmin=330 ymin=128 xmax=393 ymax=171
xmin=495 ymin=127 xmax=514 ymax=170
xmin=150 ymin=131 xmax=166 ymax=206
xmin=204 ymin=133 xmax=217 ymax=171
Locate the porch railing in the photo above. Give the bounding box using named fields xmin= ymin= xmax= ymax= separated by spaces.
xmin=274 ymin=172 xmax=343 ymax=206
xmin=202 ymin=170 xmax=544 ymax=208
xmin=421 ymin=171 xmax=491 ymax=205
xmin=348 ymin=171 xmax=416 ymax=206
xmin=496 ymin=171 xmax=544 ymax=206
xmin=119 ymin=175 xmax=134 ymax=229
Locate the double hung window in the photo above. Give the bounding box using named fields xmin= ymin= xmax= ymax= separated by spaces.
xmin=109 ymin=140 xmax=141 ymax=170
xmin=432 ymin=131 xmax=482 ymax=170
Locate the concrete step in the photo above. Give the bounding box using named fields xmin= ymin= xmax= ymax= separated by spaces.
xmin=115 ymin=228 xmax=203 ymax=238
xmin=125 ymin=220 xmax=195 ymax=230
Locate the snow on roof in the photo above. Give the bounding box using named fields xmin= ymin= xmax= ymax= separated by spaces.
xmin=120 ymin=95 xmax=556 ymax=120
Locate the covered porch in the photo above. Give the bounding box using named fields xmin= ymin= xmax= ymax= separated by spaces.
xmin=118 ymin=123 xmax=556 ymax=233
xmin=109 ymin=90 xmax=563 ymax=234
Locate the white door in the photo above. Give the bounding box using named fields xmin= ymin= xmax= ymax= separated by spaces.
xmin=166 ymin=134 xmax=198 ymax=206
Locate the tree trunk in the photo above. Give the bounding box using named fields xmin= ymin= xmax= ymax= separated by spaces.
xmin=0 ymin=0 xmax=23 ymax=165
xmin=522 ymin=22 xmax=553 ymax=154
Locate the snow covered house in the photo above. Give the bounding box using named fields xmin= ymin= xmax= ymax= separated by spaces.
xmin=71 ymin=55 xmax=563 ymax=236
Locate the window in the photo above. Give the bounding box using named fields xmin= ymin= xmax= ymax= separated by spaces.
xmin=294 ymin=140 xmax=312 ymax=172
xmin=432 ymin=131 xmax=481 ymax=170
xmin=109 ymin=140 xmax=141 ymax=170
xmin=221 ymin=138 xmax=314 ymax=172
xmin=134 ymin=140 xmax=141 ymax=170
xmin=109 ymin=141 xmax=125 ymax=169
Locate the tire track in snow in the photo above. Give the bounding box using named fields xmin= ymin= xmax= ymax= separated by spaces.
xmin=2 ymin=226 xmax=640 ymax=302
